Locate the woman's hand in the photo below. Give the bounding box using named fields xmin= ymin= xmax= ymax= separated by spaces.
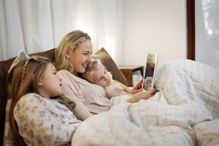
xmin=142 ymin=88 xmax=158 ymax=99
xmin=130 ymin=79 xmax=143 ymax=94
xmin=128 ymin=88 xmax=158 ymax=103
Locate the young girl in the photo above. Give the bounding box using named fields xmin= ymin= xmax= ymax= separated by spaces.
xmin=8 ymin=56 xmax=80 ymax=146
xmin=81 ymin=59 xmax=157 ymax=102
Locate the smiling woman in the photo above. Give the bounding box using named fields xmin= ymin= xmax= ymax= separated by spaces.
xmin=55 ymin=30 xmax=94 ymax=120
xmin=55 ymin=30 xmax=92 ymax=74
xmin=55 ymin=30 xmax=144 ymax=121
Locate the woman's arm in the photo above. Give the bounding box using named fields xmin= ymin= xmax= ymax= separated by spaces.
xmin=113 ymin=79 xmax=143 ymax=94
xmin=130 ymin=79 xmax=144 ymax=94
xmin=127 ymin=89 xmax=157 ymax=103
xmin=58 ymin=70 xmax=92 ymax=120
xmin=74 ymin=102 xmax=92 ymax=120
xmin=61 ymin=83 xmax=92 ymax=120
xmin=112 ymin=79 xmax=157 ymax=103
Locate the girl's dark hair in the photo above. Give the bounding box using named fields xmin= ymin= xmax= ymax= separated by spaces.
xmin=80 ymin=59 xmax=104 ymax=83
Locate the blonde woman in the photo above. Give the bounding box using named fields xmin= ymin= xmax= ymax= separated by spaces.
xmin=55 ymin=30 xmax=154 ymax=120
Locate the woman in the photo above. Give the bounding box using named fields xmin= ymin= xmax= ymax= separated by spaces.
xmin=8 ymin=56 xmax=80 ymax=146
xmin=55 ymin=30 xmax=155 ymax=120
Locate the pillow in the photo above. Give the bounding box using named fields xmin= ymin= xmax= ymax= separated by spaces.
xmin=93 ymin=48 xmax=127 ymax=85
xmin=8 ymin=48 xmax=56 ymax=74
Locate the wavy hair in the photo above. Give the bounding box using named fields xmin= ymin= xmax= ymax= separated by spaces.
xmin=81 ymin=59 xmax=104 ymax=83
xmin=55 ymin=30 xmax=91 ymax=72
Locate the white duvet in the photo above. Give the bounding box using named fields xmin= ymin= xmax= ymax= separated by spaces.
xmin=72 ymin=59 xmax=219 ymax=146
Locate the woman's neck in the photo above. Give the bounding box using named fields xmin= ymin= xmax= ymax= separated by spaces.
xmin=71 ymin=70 xmax=79 ymax=76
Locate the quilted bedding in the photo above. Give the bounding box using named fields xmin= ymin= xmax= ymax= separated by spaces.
xmin=71 ymin=59 xmax=219 ymax=146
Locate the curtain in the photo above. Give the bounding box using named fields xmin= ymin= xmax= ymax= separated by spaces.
xmin=196 ymin=0 xmax=219 ymax=69
xmin=0 ymin=0 xmax=122 ymax=63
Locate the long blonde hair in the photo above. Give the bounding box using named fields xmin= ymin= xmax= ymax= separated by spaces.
xmin=55 ymin=30 xmax=91 ymax=72
xmin=7 ymin=56 xmax=51 ymax=145
xmin=81 ymin=59 xmax=104 ymax=83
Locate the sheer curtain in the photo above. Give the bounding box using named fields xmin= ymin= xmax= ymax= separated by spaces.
xmin=0 ymin=0 xmax=122 ymax=63
xmin=196 ymin=0 xmax=219 ymax=69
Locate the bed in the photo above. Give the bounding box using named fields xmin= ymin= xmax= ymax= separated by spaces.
xmin=71 ymin=59 xmax=219 ymax=146
xmin=1 ymin=48 xmax=219 ymax=146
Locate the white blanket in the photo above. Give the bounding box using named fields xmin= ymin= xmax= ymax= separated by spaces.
xmin=72 ymin=59 xmax=219 ymax=146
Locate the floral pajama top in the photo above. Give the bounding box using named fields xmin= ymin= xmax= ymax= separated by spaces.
xmin=14 ymin=93 xmax=81 ymax=146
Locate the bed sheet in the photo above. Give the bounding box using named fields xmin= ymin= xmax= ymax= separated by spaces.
xmin=71 ymin=59 xmax=219 ymax=146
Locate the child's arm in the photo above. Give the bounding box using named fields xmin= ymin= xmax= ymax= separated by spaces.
xmin=105 ymin=83 xmax=124 ymax=98
xmin=127 ymin=89 xmax=157 ymax=103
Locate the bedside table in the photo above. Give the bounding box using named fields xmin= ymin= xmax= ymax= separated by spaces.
xmin=119 ymin=65 xmax=144 ymax=86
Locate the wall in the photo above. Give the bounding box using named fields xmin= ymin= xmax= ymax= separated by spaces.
xmin=120 ymin=0 xmax=187 ymax=66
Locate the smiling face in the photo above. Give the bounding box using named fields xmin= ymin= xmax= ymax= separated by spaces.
xmin=67 ymin=40 xmax=93 ymax=75
xmin=38 ymin=64 xmax=62 ymax=98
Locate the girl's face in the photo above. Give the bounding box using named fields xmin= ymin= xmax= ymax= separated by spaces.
xmin=68 ymin=40 xmax=93 ymax=75
xmin=38 ymin=64 xmax=62 ymax=98
xmin=93 ymin=68 xmax=112 ymax=87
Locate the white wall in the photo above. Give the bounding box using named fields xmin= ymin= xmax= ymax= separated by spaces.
xmin=120 ymin=0 xmax=187 ymax=66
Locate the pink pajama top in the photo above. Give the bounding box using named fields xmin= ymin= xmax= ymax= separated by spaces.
xmin=14 ymin=93 xmax=81 ymax=146
xmin=58 ymin=70 xmax=110 ymax=117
